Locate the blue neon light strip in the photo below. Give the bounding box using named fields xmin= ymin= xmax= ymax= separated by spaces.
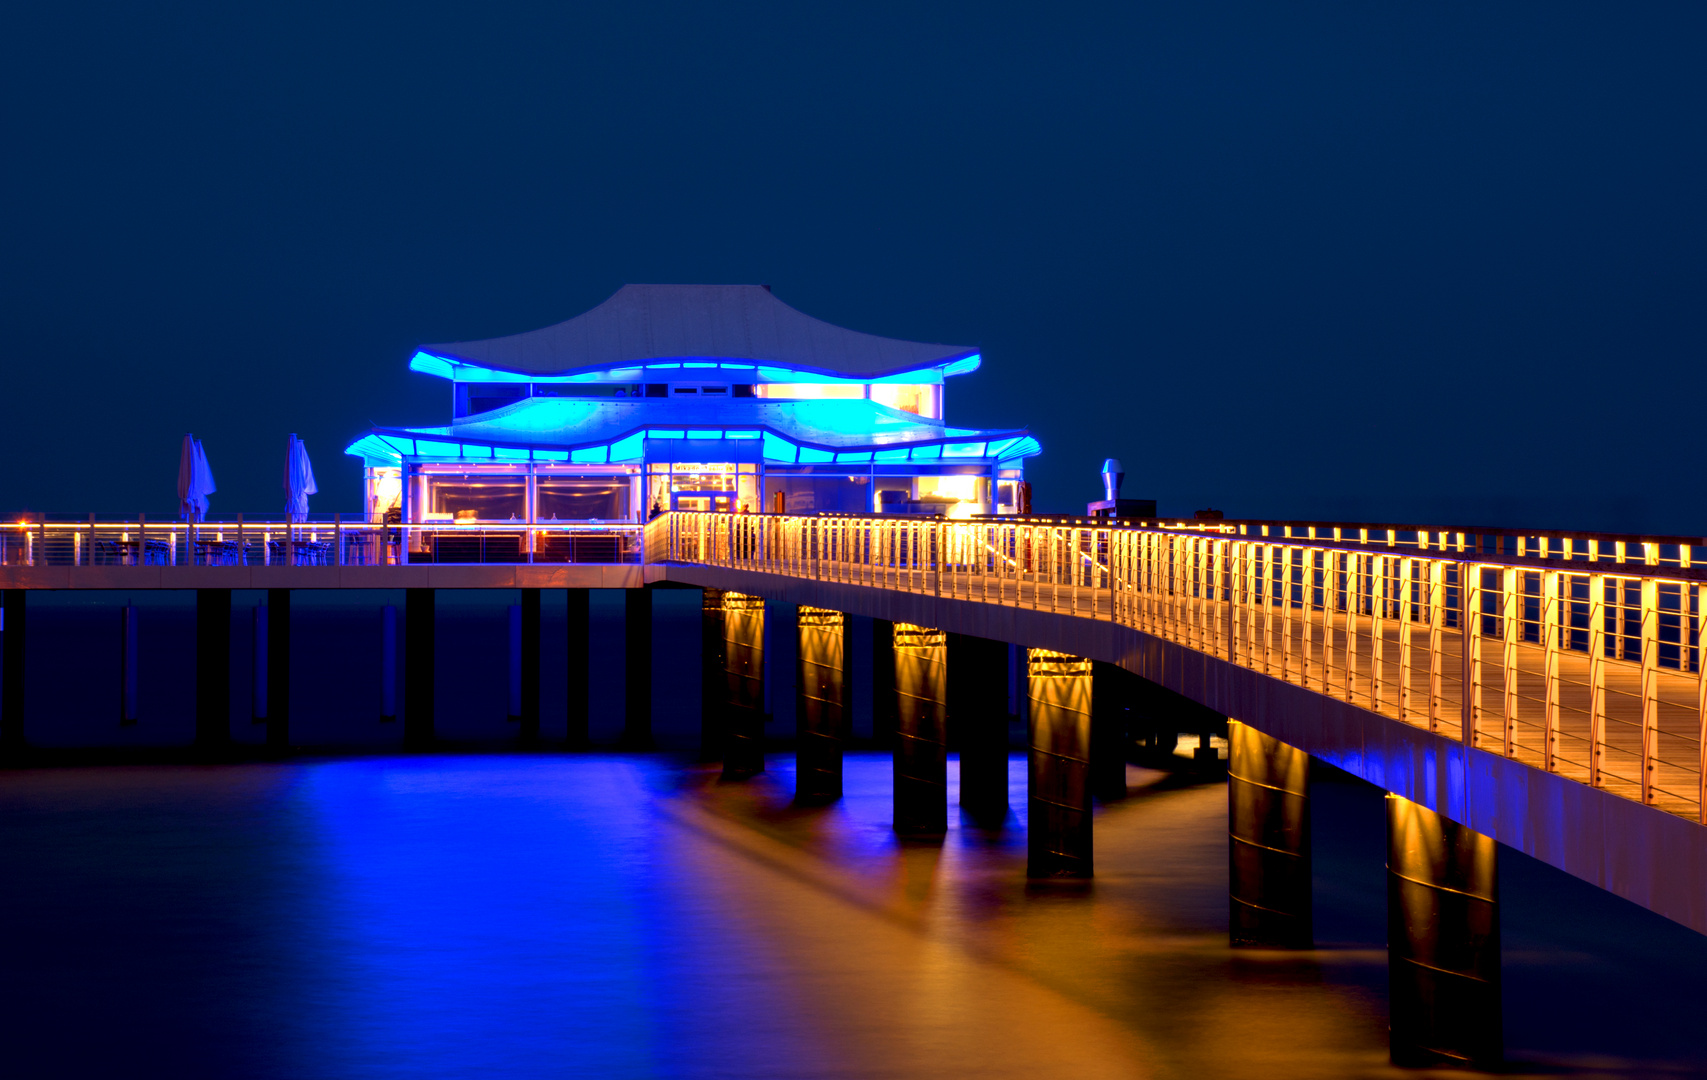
xmin=345 ymin=418 xmax=1039 ymax=468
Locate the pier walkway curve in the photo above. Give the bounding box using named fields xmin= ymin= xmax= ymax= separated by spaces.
xmin=645 ymin=510 xmax=1707 ymax=944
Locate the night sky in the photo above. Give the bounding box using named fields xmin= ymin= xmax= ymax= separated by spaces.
xmin=3 ymin=3 xmax=1702 ymax=532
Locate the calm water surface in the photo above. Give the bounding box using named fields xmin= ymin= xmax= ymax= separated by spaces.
xmin=2 ymin=753 xmax=1705 ymax=1078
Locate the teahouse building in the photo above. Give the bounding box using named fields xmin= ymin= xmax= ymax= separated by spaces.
xmin=345 ymin=284 xmax=1040 ymax=526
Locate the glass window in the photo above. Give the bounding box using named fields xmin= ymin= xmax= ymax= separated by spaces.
xmin=869 ymin=384 xmax=940 ymax=418
xmin=756 ymin=384 xmax=866 ymax=400
xmin=429 ymin=476 xmax=526 ymax=521
xmin=539 ymin=479 xmax=630 ymax=521
xmin=915 ymin=475 xmax=986 ymax=519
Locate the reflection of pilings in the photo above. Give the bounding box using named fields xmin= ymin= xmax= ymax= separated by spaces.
xmin=195 ymin=588 xmax=231 ymax=751
xmin=700 ymin=589 xmax=726 ymax=761
xmin=871 ymin=618 xmax=896 ymax=749
xmin=1228 ymin=720 xmax=1311 ymax=948
xmin=268 ymin=588 xmax=292 ymax=750
xmin=796 ymin=606 xmax=848 ymax=803
xmin=894 ymin=622 xmax=948 ymax=835
xmin=1388 ymin=795 xmax=1502 ymax=1068
xmin=565 ymin=588 xmax=590 ymax=749
xmin=1 ymin=591 xmax=22 ymax=752
xmin=722 ymin=592 xmax=766 ymax=778
xmin=403 ymin=587 xmax=431 ymax=749
xmin=948 ymin=632 xmax=1010 ymax=821
xmin=1090 ymin=661 xmax=1131 ymax=801
xmin=1028 ymin=649 xmax=1093 ymax=877
xmin=622 ymin=586 xmax=653 ymax=748
xmin=517 ymin=588 xmax=541 ymax=747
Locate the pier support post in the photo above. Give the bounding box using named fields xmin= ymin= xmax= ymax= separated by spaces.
xmin=195 ymin=589 xmax=231 ymax=751
xmin=1387 ymin=794 xmax=1502 ymax=1068
xmin=1 ymin=590 xmax=23 ymax=753
xmin=700 ymin=589 xmax=726 ymax=761
xmin=722 ymin=591 xmax=766 ymax=778
xmin=893 ymin=622 xmax=948 ymax=836
xmin=871 ymin=618 xmax=896 ymax=750
xmin=1228 ymin=720 xmax=1311 ymax=947
xmin=566 ymin=588 xmax=589 ymax=748
xmin=949 ymin=632 xmax=1010 ymax=823
xmin=266 ymin=589 xmax=291 ymax=751
xmin=1090 ymin=661 xmax=1132 ymax=801
xmin=796 ymin=607 xmax=848 ymax=804
xmin=1028 ymin=649 xmax=1093 ymax=877
xmin=518 ymin=588 xmax=540 ymax=747
xmin=622 ymin=586 xmax=653 ymax=748
xmin=403 ymin=588 xmax=433 ymax=749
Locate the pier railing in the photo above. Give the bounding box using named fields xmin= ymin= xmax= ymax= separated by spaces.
xmin=0 ymin=517 xmax=643 ymax=567
xmin=649 ymin=511 xmax=1707 ymax=825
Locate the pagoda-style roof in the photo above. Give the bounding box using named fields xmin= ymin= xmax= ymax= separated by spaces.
xmin=418 ymin=284 xmax=979 ymax=379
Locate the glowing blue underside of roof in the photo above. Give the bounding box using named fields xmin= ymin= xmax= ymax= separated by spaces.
xmin=343 ymin=430 xmax=1040 ymax=468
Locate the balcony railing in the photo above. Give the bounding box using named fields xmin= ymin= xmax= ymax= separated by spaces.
xmin=0 ymin=517 xmax=644 ymax=567
xmin=648 ymin=510 xmax=1707 ymax=826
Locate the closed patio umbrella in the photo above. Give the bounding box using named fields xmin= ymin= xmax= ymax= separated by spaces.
xmin=285 ymin=434 xmax=318 ymax=523
xmin=177 ymin=433 xmax=217 ymax=521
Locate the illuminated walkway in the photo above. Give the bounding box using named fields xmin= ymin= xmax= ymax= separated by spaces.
xmin=647 ymin=512 xmax=1707 ymax=927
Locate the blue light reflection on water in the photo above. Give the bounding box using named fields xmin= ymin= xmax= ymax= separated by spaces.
xmin=5 ymin=754 xmax=1707 ymax=1078
xmin=291 ymin=759 xmax=664 ymax=1077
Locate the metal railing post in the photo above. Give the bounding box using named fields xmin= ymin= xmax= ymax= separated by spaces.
xmin=1461 ymin=562 xmax=1481 ymax=748
xmin=1503 ymin=567 xmax=1520 ymax=757
xmin=1371 ymin=554 xmax=1387 ymax=712
xmin=1641 ymin=577 xmax=1659 ymax=804
xmin=1398 ymin=556 xmax=1414 ymax=722
xmin=1541 ymin=570 xmax=1561 ymax=771
xmin=1344 ymin=552 xmax=1360 ymax=703
xmin=1697 ymin=587 xmax=1707 ymax=821
xmin=1428 ymin=560 xmax=1444 ymax=733
xmin=1281 ymin=541 xmax=1292 ymax=667
xmin=1589 ymin=573 xmax=1607 ymax=786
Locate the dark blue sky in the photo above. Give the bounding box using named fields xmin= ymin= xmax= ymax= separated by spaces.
xmin=3 ymin=3 xmax=1702 ymax=532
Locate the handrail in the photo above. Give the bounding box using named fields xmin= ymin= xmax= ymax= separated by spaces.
xmin=654 ymin=510 xmax=1707 ymax=827
xmin=0 ymin=518 xmax=645 ymax=567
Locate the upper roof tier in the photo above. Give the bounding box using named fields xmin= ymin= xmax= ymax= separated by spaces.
xmin=418 ymin=284 xmax=980 ymax=379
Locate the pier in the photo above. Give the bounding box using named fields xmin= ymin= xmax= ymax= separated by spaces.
xmin=5 ymin=509 xmax=1707 ymax=1065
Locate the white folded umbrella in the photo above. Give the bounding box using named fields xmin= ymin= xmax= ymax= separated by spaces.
xmin=178 ymin=433 xmax=217 ymax=521
xmin=285 ymin=434 xmax=318 ymax=523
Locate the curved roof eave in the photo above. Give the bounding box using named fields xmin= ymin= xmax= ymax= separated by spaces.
xmin=418 ymin=284 xmax=980 ymax=379
xmin=348 ymin=423 xmax=1040 ymax=462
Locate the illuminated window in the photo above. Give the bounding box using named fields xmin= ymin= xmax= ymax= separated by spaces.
xmin=538 ymin=479 xmax=629 ymax=521
xmin=366 ymin=468 xmax=402 ymax=523
xmin=428 ymin=475 xmax=526 ymax=521
xmin=869 ymin=384 xmax=940 ymax=418
xmin=915 ymin=475 xmax=987 ymax=519
xmin=755 ymin=384 xmax=866 ymax=400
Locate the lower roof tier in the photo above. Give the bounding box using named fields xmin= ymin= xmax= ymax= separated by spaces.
xmin=346 ymin=395 xmax=1040 ymax=469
